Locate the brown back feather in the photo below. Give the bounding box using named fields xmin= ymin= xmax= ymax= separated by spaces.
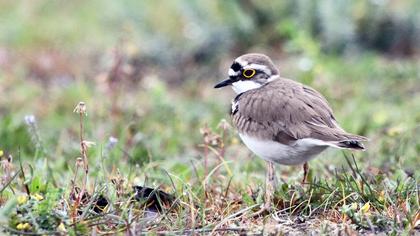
xmin=232 ymin=78 xmax=368 ymax=144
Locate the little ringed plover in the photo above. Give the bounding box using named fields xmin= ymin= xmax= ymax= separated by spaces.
xmin=214 ymin=53 xmax=368 ymax=211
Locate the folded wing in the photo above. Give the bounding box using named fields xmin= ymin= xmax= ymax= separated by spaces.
xmin=233 ymin=78 xmax=367 ymax=149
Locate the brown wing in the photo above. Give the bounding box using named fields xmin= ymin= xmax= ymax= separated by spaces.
xmin=232 ymin=78 xmax=367 ymax=144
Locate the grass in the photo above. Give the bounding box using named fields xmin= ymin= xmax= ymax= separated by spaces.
xmin=0 ymin=52 xmax=419 ymax=235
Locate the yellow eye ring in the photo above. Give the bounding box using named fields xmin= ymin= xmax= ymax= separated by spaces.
xmin=242 ymin=69 xmax=256 ymax=78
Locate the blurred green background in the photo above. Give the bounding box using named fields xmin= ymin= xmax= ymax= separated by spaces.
xmin=0 ymin=0 xmax=419 ymax=185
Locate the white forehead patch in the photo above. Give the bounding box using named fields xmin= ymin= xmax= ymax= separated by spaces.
xmin=229 ymin=68 xmax=240 ymax=76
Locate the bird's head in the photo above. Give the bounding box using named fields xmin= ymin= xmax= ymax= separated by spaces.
xmin=214 ymin=53 xmax=279 ymax=94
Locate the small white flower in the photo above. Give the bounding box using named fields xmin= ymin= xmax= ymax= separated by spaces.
xmin=24 ymin=115 xmax=36 ymax=125
xmin=109 ymin=136 xmax=118 ymax=143
xmin=106 ymin=136 xmax=118 ymax=150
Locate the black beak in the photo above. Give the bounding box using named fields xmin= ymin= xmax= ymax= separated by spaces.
xmin=214 ymin=78 xmax=235 ymax=88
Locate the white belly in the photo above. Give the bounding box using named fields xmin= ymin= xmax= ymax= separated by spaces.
xmin=238 ymin=133 xmax=329 ymax=165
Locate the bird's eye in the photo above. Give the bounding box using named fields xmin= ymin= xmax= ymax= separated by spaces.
xmin=242 ymin=69 xmax=256 ymax=78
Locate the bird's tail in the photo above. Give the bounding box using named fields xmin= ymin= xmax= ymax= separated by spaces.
xmin=336 ymin=140 xmax=366 ymax=150
xmin=330 ymin=133 xmax=368 ymax=150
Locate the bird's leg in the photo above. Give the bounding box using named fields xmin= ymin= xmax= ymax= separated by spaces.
xmin=248 ymin=161 xmax=275 ymax=217
xmin=264 ymin=161 xmax=275 ymax=209
xmin=301 ymin=162 xmax=309 ymax=184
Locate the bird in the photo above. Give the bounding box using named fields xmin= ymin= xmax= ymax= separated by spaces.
xmin=214 ymin=53 xmax=367 ymax=212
